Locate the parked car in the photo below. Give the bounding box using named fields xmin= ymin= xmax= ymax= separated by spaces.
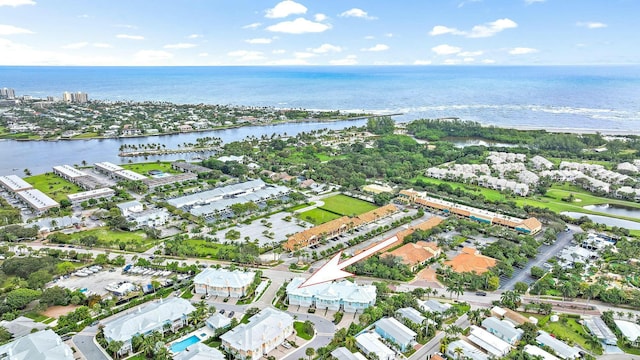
xmin=228 ymin=311 xmax=235 ymax=318
xmin=219 ymin=309 xmax=225 ymax=314
xmin=475 ymin=291 xmax=487 ymax=296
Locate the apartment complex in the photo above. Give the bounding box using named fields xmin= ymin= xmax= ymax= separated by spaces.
xmin=286 ymin=278 xmax=376 ymax=313
xmin=193 ymin=268 xmax=256 ymax=298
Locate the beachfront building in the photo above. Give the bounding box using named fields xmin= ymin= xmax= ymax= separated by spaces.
xmin=67 ymin=187 xmax=115 ymax=204
xmin=52 ymin=165 xmax=102 ymax=190
xmin=284 ymin=204 xmax=398 ymax=251
xmin=374 ymin=317 xmax=417 ymax=352
xmin=355 ymin=332 xmax=395 ymax=360
xmin=174 ymin=343 xmax=225 ymax=360
xmin=0 ymin=329 xmax=74 ymax=360
xmin=398 ymin=189 xmax=542 ymax=234
xmin=193 ymin=268 xmax=256 ymax=298
xmin=536 ymin=331 xmax=581 ymax=360
xmin=286 ymin=278 xmax=376 ymax=313
xmin=481 ymin=317 xmax=523 ymax=345
xmin=103 ymin=298 xmax=195 ymax=356
xmin=444 ymin=247 xmax=498 ymax=274
xmin=467 ymin=325 xmax=512 ymax=357
xmin=220 ymin=308 xmax=293 ymax=360
xmin=446 ymin=340 xmax=488 ymax=360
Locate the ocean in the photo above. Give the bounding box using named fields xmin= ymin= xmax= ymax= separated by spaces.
xmin=2 ymin=65 xmax=640 ymax=132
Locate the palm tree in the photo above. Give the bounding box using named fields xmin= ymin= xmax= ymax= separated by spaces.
xmin=468 ymin=309 xmax=483 ymax=326
xmin=107 ymin=340 xmax=124 ymax=359
xmin=345 ymin=336 xmax=356 ymax=351
xmin=454 ymin=346 xmax=464 ymax=360
xmin=305 ymin=347 xmax=315 ymax=360
xmin=154 ymin=346 xmax=173 ymax=360
xmin=140 ymin=335 xmax=156 ymax=358
xmin=500 ymin=290 xmax=521 ymax=310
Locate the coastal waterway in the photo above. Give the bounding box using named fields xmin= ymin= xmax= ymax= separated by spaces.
xmin=0 ymin=118 xmax=369 ymax=175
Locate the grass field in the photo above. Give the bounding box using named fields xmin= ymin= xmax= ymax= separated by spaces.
xmin=413 ymin=176 xmax=507 ymax=202
xmin=294 ymin=321 xmax=314 ymax=340
xmin=121 ymin=161 xmax=181 ymax=175
xmin=24 ymin=172 xmax=83 ymax=201
xmin=298 ymin=208 xmax=342 ymax=225
xmin=319 ymin=194 xmax=378 ymax=216
xmin=543 ymin=317 xmax=602 ymax=355
xmin=286 ymin=202 xmax=314 ymax=212
xmin=71 ymin=132 xmax=99 ymax=139
xmin=51 ymin=227 xmax=152 ymax=252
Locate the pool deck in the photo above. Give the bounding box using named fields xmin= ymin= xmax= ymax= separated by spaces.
xmin=169 ymin=327 xmax=215 ymax=354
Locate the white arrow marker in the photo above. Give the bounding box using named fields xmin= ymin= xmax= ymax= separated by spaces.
xmin=299 ymin=235 xmax=399 ymax=288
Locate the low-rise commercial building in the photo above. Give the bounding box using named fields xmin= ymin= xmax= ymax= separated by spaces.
xmin=103 ymin=298 xmax=195 ymax=356
xmin=355 ymin=332 xmax=395 ymax=360
xmin=374 ymin=317 xmax=417 ymax=352
xmin=286 ymin=278 xmax=376 ymax=313
xmin=0 ymin=329 xmax=74 ymax=360
xmin=220 ymin=308 xmax=293 ymax=360
xmin=194 ymin=268 xmax=255 ymax=298
xmin=444 ymin=247 xmax=497 ymax=274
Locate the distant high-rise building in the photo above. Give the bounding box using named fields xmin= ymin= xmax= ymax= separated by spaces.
xmin=46 ymin=96 xmax=54 ymax=102
xmin=63 ymin=91 xmax=73 ymax=102
xmin=0 ymin=88 xmax=15 ymax=99
xmin=73 ymin=92 xmax=88 ymax=103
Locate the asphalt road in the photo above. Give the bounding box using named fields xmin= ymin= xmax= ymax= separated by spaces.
xmin=501 ymin=225 xmax=580 ymax=290
xmin=408 ymin=314 xmax=468 ymax=360
xmin=73 ymin=325 xmax=109 ymax=360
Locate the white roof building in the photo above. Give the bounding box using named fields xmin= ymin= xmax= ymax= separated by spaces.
xmin=206 ymin=313 xmax=232 ymax=331
xmin=331 ymin=347 xmax=368 ymax=360
xmin=0 ymin=316 xmax=46 ymax=338
xmin=95 ymin=161 xmax=124 ymax=173
xmin=418 ymin=299 xmax=451 ymax=313
xmin=218 ymin=155 xmax=245 ymax=163
xmin=584 ymin=316 xmax=617 ymax=345
xmin=103 ymin=298 xmax=195 ymax=343
xmin=52 ymin=164 xmax=88 ymax=179
xmin=374 ymin=317 xmax=417 ymax=351
xmin=355 ymin=332 xmax=395 ymax=360
xmin=523 ymin=344 xmax=560 ymax=360
xmin=467 ymin=325 xmax=512 ymax=357
xmin=396 ymin=307 xmax=426 ymax=325
xmin=0 ymin=329 xmax=74 ymax=360
xmin=174 ymin=343 xmax=225 ymax=360
xmin=481 ymin=317 xmax=523 ymax=345
xmin=531 ymin=155 xmax=554 ymax=170
xmin=167 ymin=179 xmax=268 ymax=208
xmin=116 ymin=169 xmax=147 ymax=181
xmin=16 ymin=189 xmax=59 ymax=212
xmin=536 ymin=331 xmax=581 ymax=359
xmin=67 ymin=187 xmax=115 ymax=203
xmin=614 ymin=320 xmax=640 ymax=345
xmin=221 ymin=308 xmax=293 ymax=360
xmin=446 ymin=340 xmax=488 ymax=360
xmin=32 ymin=216 xmax=81 ymax=232
xmin=287 ymin=277 xmax=376 ymax=313
xmin=193 ymin=268 xmax=255 ymax=297
xmin=0 ymin=174 xmax=33 ymax=192
xmin=116 ymin=200 xmax=143 ymax=216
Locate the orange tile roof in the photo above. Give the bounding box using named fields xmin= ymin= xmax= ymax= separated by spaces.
xmin=355 ymin=204 xmax=398 ymax=224
xmin=384 ymin=241 xmax=440 ymax=267
xmin=444 ymin=247 xmax=497 ymax=274
xmin=520 ymin=217 xmax=542 ymax=231
xmin=284 ymin=216 xmax=356 ymax=251
xmin=358 ymin=217 xmax=443 ymax=255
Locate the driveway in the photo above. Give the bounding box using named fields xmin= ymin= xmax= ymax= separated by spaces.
xmin=72 ymin=325 xmax=109 ymax=360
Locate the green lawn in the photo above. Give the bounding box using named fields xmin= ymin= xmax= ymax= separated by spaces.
xmin=298 ymin=208 xmax=342 ymax=225
xmin=50 ymin=227 xmax=152 ymax=252
xmin=316 ymin=154 xmax=347 ymax=162
xmin=319 ymin=194 xmax=378 ymax=216
xmin=286 ymin=202 xmax=314 ymax=212
xmin=24 ymin=312 xmax=49 ymax=322
xmin=121 ymin=161 xmax=181 ymax=175
xmin=294 ymin=321 xmax=314 ymax=340
xmin=24 ymin=172 xmax=83 ymax=201
xmin=413 ymin=176 xmax=507 ymax=202
xmin=543 ymin=317 xmax=602 ymax=355
xmin=71 ymin=132 xmax=99 ymax=139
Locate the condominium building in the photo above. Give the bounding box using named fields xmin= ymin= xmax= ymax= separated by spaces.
xmin=286 ymin=278 xmax=376 ymax=313
xmin=0 ymin=329 xmax=74 ymax=360
xmin=193 ymin=268 xmax=256 ymax=298
xmin=221 ymin=308 xmax=293 ymax=360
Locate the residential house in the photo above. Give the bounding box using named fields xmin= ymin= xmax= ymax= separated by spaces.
xmin=193 ymin=268 xmax=255 ymax=298
xmin=418 ymin=299 xmax=451 ymax=314
xmin=0 ymin=316 xmax=46 ymax=338
xmin=116 ymin=200 xmax=143 ymax=216
xmin=523 ymin=344 xmax=560 ymax=360
xmin=446 ymin=340 xmax=488 ymax=360
xmin=536 ymin=331 xmax=581 ymax=360
xmin=374 ymin=317 xmax=417 ymax=352
xmin=220 ymin=308 xmax=293 ymax=360
xmin=614 ymin=320 xmax=640 ymax=347
xmin=584 ymin=316 xmax=617 ymax=346
xmin=355 ymin=332 xmax=395 ymax=360
xmin=396 ymin=307 xmax=426 ymax=326
xmin=0 ymin=329 xmax=74 ymax=360
xmin=206 ymin=313 xmax=232 ymax=332
xmin=467 ymin=325 xmax=512 ymax=357
xmin=481 ymin=317 xmax=523 ymax=345
xmin=490 ymin=306 xmax=530 ymax=326
xmin=330 ymin=347 xmax=368 ymax=360
xmin=174 ymin=343 xmax=225 ymax=360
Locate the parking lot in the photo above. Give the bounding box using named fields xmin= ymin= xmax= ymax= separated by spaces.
xmin=53 ymin=267 xmax=172 ymax=296
xmin=207 ymin=212 xmax=313 ymax=247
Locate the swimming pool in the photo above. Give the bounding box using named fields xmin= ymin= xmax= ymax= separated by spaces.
xmin=170 ymin=335 xmax=200 ymax=353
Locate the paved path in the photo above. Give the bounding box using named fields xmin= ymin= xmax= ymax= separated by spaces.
xmin=408 ymin=314 xmax=468 ymax=360
xmin=72 ymin=325 xmax=108 ymax=360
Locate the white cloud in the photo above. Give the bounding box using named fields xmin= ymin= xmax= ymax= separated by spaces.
xmin=268 ymin=58 xmax=310 ymax=65
xmin=524 ymin=0 xmax=545 ymax=4
xmin=457 ymin=0 xmax=482 ymax=8
xmin=361 ymin=44 xmax=389 ymax=52
xmin=242 ymin=22 xmax=262 ymax=29
xmin=577 ymin=22 xmax=607 ymax=29
xmin=164 ymin=43 xmax=197 ymax=49
xmin=431 ymin=44 xmax=461 ymax=55
xmin=413 ymin=60 xmax=432 ymax=65
xmin=314 ymin=13 xmax=327 ymax=22
xmin=265 ymin=1 xmax=307 ymax=19
xmin=93 ymin=43 xmax=112 ymax=48
xmin=113 ymin=24 xmax=137 ymax=29
xmin=77 ymin=14 xmax=90 ymax=19
xmin=330 ymin=55 xmax=357 ymax=65
xmin=481 ymin=59 xmax=496 ymax=64
xmin=134 ymin=50 xmax=173 ymax=63
xmin=294 ymin=52 xmax=315 ymax=59
xmin=245 ymin=38 xmax=273 ymax=44
xmin=227 ymin=50 xmax=265 ymax=61
xmin=458 ymin=50 xmax=483 ymax=57
xmin=468 ymin=18 xmax=517 ymax=38
xmin=429 ymin=25 xmax=464 ymax=36
xmin=339 ymin=8 xmax=376 ymax=20
xmin=0 ymin=38 xmax=121 ymax=65
xmin=0 ymin=24 xmax=33 ymax=35
xmin=0 ymin=0 xmax=35 ymax=7
xmin=198 ymin=52 xmax=209 ymax=57
xmin=187 ymin=34 xmax=203 ymax=39
xmin=364 ymin=35 xmax=375 ymax=40
xmin=443 ymin=59 xmax=462 ymax=65
xmin=384 ymin=33 xmax=393 ymax=37
xmin=430 ymin=18 xmax=517 ymax=38
xmin=463 ymin=57 xmax=475 ymax=62
xmin=508 ymin=47 xmax=538 ymax=55
xmin=61 ymin=42 xmax=88 ymax=49
xmin=309 ymin=43 xmax=342 ymax=53
xmin=116 ymin=34 xmax=144 ymax=40
xmin=266 ymin=18 xmax=331 ymax=34
xmin=272 ymin=49 xmax=286 ymax=54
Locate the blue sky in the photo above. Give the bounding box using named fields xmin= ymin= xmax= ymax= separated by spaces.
xmin=0 ymin=0 xmax=636 ymax=66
